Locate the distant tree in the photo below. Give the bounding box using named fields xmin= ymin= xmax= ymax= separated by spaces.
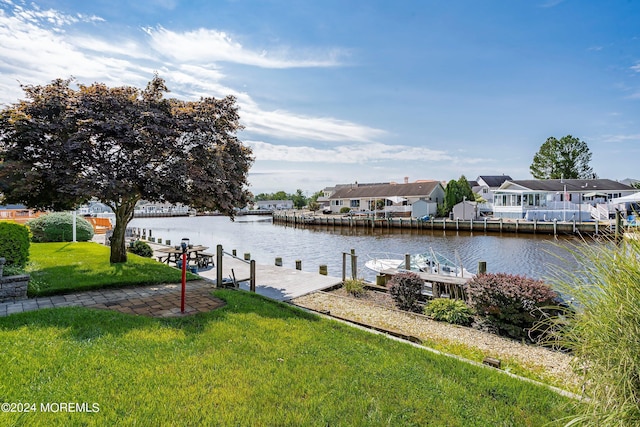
xmin=254 ymin=191 xmax=289 ymax=201
xmin=308 ymin=201 xmax=320 ymax=213
xmin=292 ymin=189 xmax=307 ymax=210
xmin=443 ymin=175 xmax=474 ymax=214
xmin=530 ymin=135 xmax=596 ymax=179
xmin=309 ymin=190 xmax=324 ymax=203
xmin=0 ymin=76 xmax=253 ymax=263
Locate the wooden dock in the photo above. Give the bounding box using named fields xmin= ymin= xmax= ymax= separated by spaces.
xmin=380 ymin=268 xmax=472 ymax=301
xmin=197 ymin=255 xmax=342 ymax=301
xmin=273 ymin=212 xmax=612 ymax=236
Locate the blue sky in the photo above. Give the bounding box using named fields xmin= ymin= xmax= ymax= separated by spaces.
xmin=1 ymin=0 xmax=639 ymax=195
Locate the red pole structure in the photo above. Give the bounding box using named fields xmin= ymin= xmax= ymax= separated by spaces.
xmin=181 ymin=251 xmax=187 ymax=313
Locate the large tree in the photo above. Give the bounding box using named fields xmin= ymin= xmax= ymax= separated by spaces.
xmin=443 ymin=175 xmax=474 ymax=214
xmin=530 ymin=135 xmax=595 ymax=179
xmin=0 ymin=76 xmax=253 ymax=263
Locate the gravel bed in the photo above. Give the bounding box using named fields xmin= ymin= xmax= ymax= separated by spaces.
xmin=292 ymin=290 xmax=579 ymax=389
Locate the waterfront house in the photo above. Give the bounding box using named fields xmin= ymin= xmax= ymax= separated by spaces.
xmin=492 ymin=179 xmax=636 ymax=220
xmin=255 ymin=200 xmax=294 ymax=211
xmin=470 ymin=175 xmax=512 ymax=214
xmin=327 ymin=179 xmax=445 ymax=216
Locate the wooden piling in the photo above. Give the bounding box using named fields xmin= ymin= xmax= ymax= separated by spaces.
xmin=319 ymin=264 xmax=328 ymax=275
xmin=478 ymin=261 xmax=487 ymax=274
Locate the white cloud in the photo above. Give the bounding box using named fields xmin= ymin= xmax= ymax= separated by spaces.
xmin=0 ymin=2 xmax=375 ymax=144
xmin=246 ymin=140 xmax=453 ymax=163
xmin=144 ymin=26 xmax=345 ymax=68
xmin=600 ymin=134 xmax=640 ymax=143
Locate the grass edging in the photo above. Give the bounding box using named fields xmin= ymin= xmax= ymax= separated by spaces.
xmin=291 ymin=299 xmax=582 ymax=401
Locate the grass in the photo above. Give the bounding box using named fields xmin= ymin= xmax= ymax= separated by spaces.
xmin=26 ymin=242 xmax=197 ymax=296
xmin=0 ymin=290 xmax=577 ymax=426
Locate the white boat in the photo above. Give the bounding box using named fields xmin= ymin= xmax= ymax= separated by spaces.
xmin=365 ymin=249 xmax=474 ymax=278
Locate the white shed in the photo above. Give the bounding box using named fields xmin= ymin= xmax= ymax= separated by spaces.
xmin=411 ymin=200 xmax=437 ymax=218
xmin=452 ymin=200 xmax=478 ymax=220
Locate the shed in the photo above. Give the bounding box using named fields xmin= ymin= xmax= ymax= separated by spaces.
xmin=411 ymin=200 xmax=437 ymax=218
xmin=452 ymin=200 xmax=478 ymax=220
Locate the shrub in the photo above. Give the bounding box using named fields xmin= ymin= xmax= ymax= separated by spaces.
xmin=424 ymin=298 xmax=474 ymax=326
xmin=339 ymin=207 xmax=351 ymax=214
xmin=0 ymin=222 xmax=30 ymax=269
xmin=466 ymin=273 xmax=559 ymax=342
xmin=343 ymin=278 xmax=365 ymax=297
xmin=129 ymin=240 xmax=153 ymax=258
xmin=388 ymin=271 xmax=423 ymax=312
xmin=28 ymin=212 xmax=94 ymax=242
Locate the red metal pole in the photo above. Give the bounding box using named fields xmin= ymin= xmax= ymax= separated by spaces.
xmin=181 ymin=251 xmax=187 ymax=313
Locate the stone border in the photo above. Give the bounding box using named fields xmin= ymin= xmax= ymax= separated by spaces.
xmin=0 ymin=274 xmax=30 ymax=302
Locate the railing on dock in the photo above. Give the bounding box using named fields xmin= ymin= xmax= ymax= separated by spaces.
xmin=215 ymin=244 xmax=256 ymax=292
xmin=381 ymin=268 xmax=471 ymax=301
xmin=271 ymin=212 xmax=609 ymax=236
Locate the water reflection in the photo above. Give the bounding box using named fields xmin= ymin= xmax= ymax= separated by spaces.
xmin=129 ymin=216 xmax=586 ymax=282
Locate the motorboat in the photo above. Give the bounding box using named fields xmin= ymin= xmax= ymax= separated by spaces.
xmin=365 ymin=249 xmax=474 ymax=278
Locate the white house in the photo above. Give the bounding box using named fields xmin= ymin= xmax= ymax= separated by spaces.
xmin=328 ymin=179 xmax=445 ymax=217
xmin=255 ymin=200 xmax=294 ymax=211
xmin=470 ymin=175 xmax=512 ymax=214
xmin=492 ymin=179 xmax=637 ymax=220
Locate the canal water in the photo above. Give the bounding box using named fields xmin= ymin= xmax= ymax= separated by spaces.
xmin=129 ymin=215 xmax=584 ymax=283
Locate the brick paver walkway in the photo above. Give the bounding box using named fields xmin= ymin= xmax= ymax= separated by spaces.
xmin=0 ymin=280 xmax=225 ymax=318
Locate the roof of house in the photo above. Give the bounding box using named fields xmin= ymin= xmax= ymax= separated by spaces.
xmin=330 ymin=181 xmax=442 ymax=199
xmin=478 ymin=175 xmax=513 ymax=187
xmin=499 ymin=179 xmax=635 ymax=192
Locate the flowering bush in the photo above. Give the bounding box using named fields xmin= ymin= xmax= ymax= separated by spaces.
xmin=466 ymin=273 xmax=559 ymax=341
xmin=28 ymin=212 xmax=94 ymax=242
xmin=388 ymin=271 xmax=423 ymax=312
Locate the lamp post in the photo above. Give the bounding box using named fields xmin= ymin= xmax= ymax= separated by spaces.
xmin=180 ymin=237 xmax=189 ymax=313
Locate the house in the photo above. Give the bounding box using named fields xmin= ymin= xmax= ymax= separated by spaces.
xmin=255 ymin=200 xmax=294 ymax=211
xmin=327 ymin=179 xmax=445 ymax=217
xmin=470 ymin=175 xmax=512 ymax=214
xmin=492 ymin=179 xmax=637 ymax=220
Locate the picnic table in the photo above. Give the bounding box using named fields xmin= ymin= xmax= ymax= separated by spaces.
xmin=156 ymin=245 xmax=213 ymax=268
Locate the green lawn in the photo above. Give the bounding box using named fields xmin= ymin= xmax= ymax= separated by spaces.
xmin=0 ymin=290 xmax=576 ymax=426
xmin=26 ymin=242 xmax=197 ymax=296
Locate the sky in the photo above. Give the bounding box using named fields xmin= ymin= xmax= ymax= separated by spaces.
xmin=1 ymin=0 xmax=639 ymax=195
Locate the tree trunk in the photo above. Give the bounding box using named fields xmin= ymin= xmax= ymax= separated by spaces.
xmin=109 ymin=198 xmax=138 ymax=264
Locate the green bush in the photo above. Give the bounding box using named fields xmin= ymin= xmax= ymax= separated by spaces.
xmin=0 ymin=222 xmax=30 ymax=269
xmin=466 ymin=273 xmax=559 ymax=342
xmin=388 ymin=271 xmax=423 ymax=312
xmin=129 ymin=240 xmax=153 ymax=258
xmin=339 ymin=207 xmax=351 ymax=214
xmin=424 ymin=298 xmax=474 ymax=326
xmin=27 ymin=212 xmax=94 ymax=242
xmin=343 ymin=278 xmax=365 ymax=297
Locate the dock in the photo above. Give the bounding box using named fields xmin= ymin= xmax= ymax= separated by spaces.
xmin=148 ymin=242 xmax=342 ymax=301
xmin=380 ymin=268 xmax=472 ymax=301
xmin=198 ymin=256 xmax=342 ymax=301
xmin=272 ymin=212 xmax=613 ymax=236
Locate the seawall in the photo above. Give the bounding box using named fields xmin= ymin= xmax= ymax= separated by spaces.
xmin=272 ymin=212 xmax=613 ymax=236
